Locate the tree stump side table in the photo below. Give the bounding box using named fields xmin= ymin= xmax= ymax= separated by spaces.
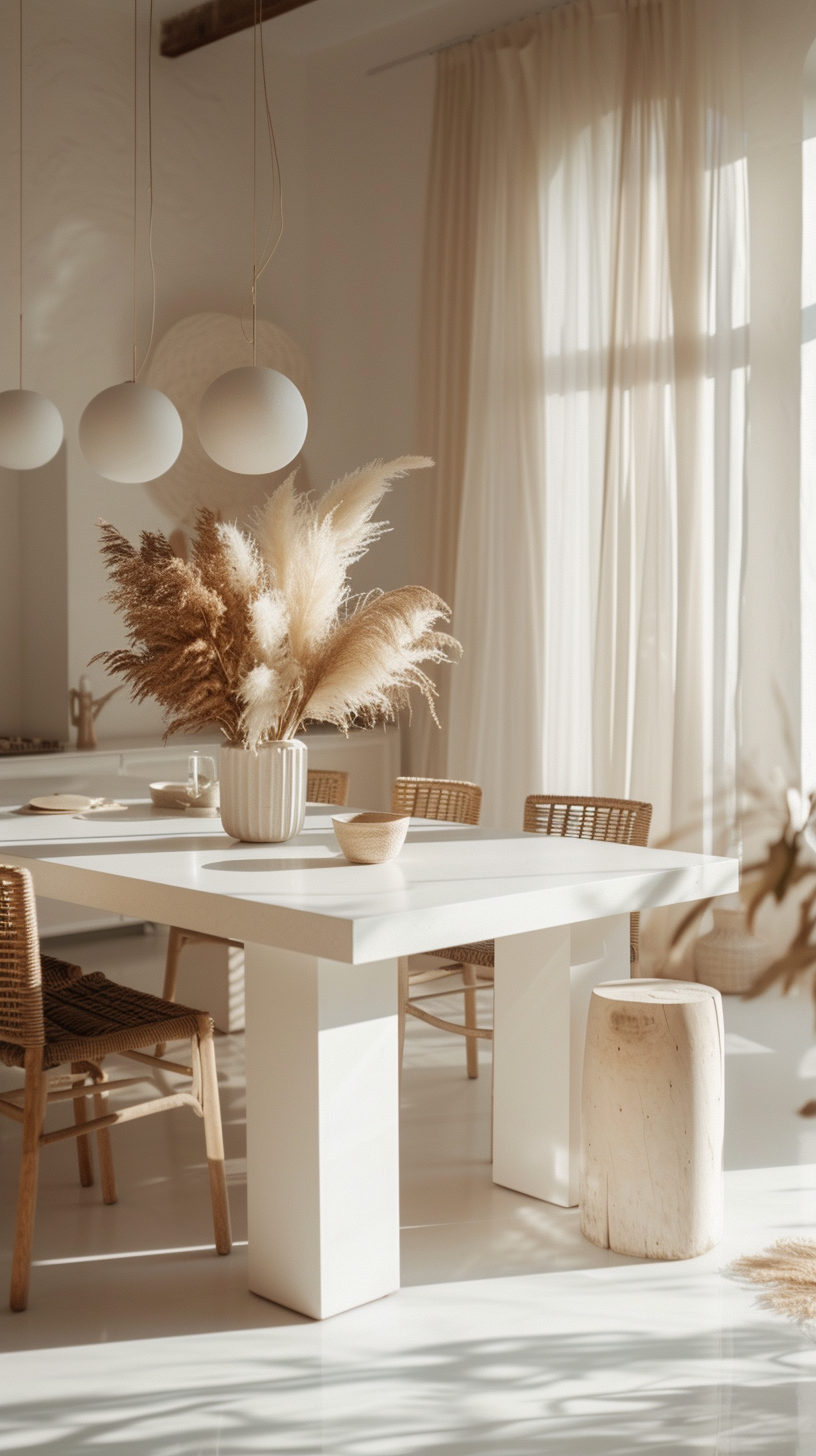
xmin=580 ymin=979 xmax=724 ymax=1260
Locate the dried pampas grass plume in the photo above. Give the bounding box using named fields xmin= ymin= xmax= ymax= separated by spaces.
xmin=217 ymin=521 xmax=263 ymax=597
xmin=299 ymin=586 xmax=459 ymax=732
xmin=731 ymin=1240 xmax=816 ymax=1323
xmin=316 ymin=455 xmax=432 ymax=559
xmin=96 ymin=454 xmax=459 ymax=748
xmin=255 ymin=456 xmax=432 ymax=663
xmin=95 ymin=514 xmax=248 ymax=742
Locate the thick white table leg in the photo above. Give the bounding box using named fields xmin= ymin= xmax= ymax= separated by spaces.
xmin=492 ymin=914 xmax=630 ymax=1208
xmin=244 ymin=943 xmax=400 ymax=1320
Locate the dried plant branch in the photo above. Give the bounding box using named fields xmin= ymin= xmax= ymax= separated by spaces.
xmin=97 ymin=456 xmax=460 ymax=749
xmin=744 ymin=881 xmax=816 ymax=1003
xmin=743 ymin=831 xmax=815 ymax=933
xmin=667 ymin=782 xmax=816 ymax=962
xmin=651 ymin=700 xmax=816 ymax=1041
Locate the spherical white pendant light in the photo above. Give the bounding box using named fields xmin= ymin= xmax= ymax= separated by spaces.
xmin=0 ymin=388 xmax=63 ymax=470
xmin=197 ymin=365 xmax=307 ymax=475
xmin=79 ymin=381 xmax=183 ymax=484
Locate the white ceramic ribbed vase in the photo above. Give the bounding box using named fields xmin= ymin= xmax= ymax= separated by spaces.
xmin=219 ymin=741 xmax=307 ymax=843
xmin=694 ymin=899 xmax=773 ymax=995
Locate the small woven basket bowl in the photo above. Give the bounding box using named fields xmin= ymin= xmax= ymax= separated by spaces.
xmin=150 ymin=781 xmax=190 ymax=809
xmin=332 ymin=812 xmax=410 ymax=865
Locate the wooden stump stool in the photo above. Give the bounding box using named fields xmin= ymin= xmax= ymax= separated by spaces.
xmin=580 ymin=979 xmax=724 ymax=1260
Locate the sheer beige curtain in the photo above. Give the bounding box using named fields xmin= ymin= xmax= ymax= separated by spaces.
xmin=416 ymin=0 xmax=747 ymax=842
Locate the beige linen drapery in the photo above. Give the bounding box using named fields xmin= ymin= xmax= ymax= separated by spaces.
xmin=416 ymin=0 xmax=747 ymax=843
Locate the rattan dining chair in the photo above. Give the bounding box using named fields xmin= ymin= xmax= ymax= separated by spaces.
xmin=0 ymin=864 xmax=231 ymax=1311
xmin=393 ymin=777 xmax=484 ymax=1079
xmin=432 ymin=794 xmax=654 ymax=1079
xmin=157 ymin=767 xmax=351 ymax=1054
xmin=306 ymin=768 xmax=350 ymax=809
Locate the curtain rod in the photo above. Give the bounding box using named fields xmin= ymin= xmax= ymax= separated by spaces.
xmin=367 ymin=0 xmax=619 ymax=76
xmin=366 ymin=5 xmax=546 ymax=76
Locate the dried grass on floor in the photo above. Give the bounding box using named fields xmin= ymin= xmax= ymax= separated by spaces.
xmin=732 ymin=1239 xmax=816 ymax=1322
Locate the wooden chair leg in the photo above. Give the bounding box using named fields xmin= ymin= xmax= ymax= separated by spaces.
xmin=463 ymin=964 xmax=479 ymax=1079
xmin=398 ymin=956 xmax=409 ymax=1084
xmin=71 ymin=1061 xmax=94 ymax=1188
xmin=630 ymin=912 xmax=641 ymax=976
xmin=156 ymin=926 xmax=185 ymax=1057
xmin=198 ymin=1027 xmax=232 ymax=1254
xmin=91 ymin=1071 xmax=118 ymax=1205
xmin=10 ymin=1048 xmax=47 ymax=1312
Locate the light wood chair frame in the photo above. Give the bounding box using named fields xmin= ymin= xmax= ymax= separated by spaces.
xmin=393 ymin=777 xmax=486 ymax=1080
xmin=158 ymin=767 xmax=351 ymax=1053
xmin=0 ymin=866 xmax=231 ymax=1312
xmin=411 ymin=792 xmax=653 ymax=1082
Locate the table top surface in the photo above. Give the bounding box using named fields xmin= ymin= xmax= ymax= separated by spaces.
xmin=0 ymin=801 xmax=739 ymax=964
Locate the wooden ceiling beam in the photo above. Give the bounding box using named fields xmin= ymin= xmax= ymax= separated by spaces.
xmin=160 ymin=0 xmax=319 ymax=58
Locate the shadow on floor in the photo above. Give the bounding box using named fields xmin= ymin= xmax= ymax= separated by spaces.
xmin=0 ymin=1318 xmax=813 ymax=1454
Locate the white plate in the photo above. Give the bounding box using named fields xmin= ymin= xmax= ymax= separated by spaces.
xmin=29 ymin=794 xmax=94 ymax=813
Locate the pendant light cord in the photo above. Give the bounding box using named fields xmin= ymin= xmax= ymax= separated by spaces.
xmin=252 ymin=0 xmax=258 ymax=365
xmin=131 ymin=0 xmax=156 ymax=384
xmin=18 ymin=0 xmax=23 ymax=390
xmin=256 ymin=5 xmax=284 ymax=287
xmin=139 ymin=0 xmax=156 ymax=380
xmin=132 ymin=0 xmax=138 ymax=382
xmin=242 ymin=0 xmax=284 ymax=358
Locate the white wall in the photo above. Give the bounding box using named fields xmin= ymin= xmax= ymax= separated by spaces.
xmin=294 ymin=0 xmax=528 ymax=599
xmin=299 ymin=35 xmax=435 ymax=599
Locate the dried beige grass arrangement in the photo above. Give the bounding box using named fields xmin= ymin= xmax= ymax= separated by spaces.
xmin=96 ymin=456 xmax=460 ymax=746
xmin=732 ymin=1239 xmax=816 ymax=1324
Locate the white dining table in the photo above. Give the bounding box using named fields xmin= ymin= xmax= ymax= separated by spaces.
xmin=0 ymin=800 xmax=738 ymax=1320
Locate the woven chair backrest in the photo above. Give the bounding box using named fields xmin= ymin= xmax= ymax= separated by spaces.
xmin=0 ymin=865 xmax=44 ymax=1047
xmin=523 ymin=795 xmax=652 ymax=846
xmin=392 ymin=777 xmax=482 ymax=826
xmin=306 ymin=769 xmax=350 ymax=807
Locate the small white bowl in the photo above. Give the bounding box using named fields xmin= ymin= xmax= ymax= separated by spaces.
xmin=332 ymin=812 xmax=410 ymax=865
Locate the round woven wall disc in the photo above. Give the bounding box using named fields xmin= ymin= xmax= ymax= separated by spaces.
xmin=144 ymin=312 xmax=312 ymax=532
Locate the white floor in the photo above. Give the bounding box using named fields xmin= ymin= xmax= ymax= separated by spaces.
xmin=2 ymin=928 xmax=816 ymax=1453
